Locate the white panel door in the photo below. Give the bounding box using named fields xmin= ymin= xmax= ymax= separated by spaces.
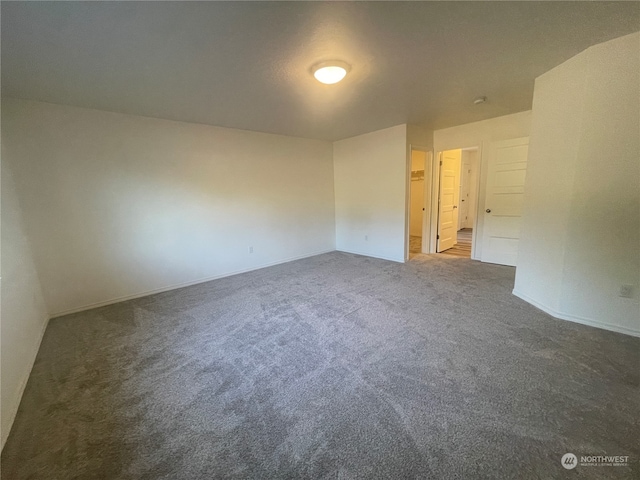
xmin=437 ymin=149 xmax=461 ymax=252
xmin=481 ymin=137 xmax=529 ymax=266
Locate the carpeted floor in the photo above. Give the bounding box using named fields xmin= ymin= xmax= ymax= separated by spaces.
xmin=2 ymin=252 xmax=638 ymax=479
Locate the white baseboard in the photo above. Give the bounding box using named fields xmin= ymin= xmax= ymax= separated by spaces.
xmin=1 ymin=314 xmax=50 ymax=450
xmin=51 ymin=249 xmax=335 ymax=318
xmin=335 ymin=248 xmax=405 ymax=264
xmin=512 ymin=289 xmax=640 ymax=338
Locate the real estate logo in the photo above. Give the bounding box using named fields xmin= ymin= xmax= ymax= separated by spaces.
xmin=561 ymin=453 xmax=630 ymax=469
xmin=561 ymin=453 xmax=577 ymax=470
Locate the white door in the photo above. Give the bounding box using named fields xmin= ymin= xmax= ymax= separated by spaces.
xmin=480 ymin=137 xmax=529 ymax=266
xmin=437 ymin=149 xmax=461 ymax=252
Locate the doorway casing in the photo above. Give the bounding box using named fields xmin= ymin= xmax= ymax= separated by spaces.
xmin=431 ymin=145 xmax=482 ymax=259
xmin=405 ymin=146 xmax=433 ymax=260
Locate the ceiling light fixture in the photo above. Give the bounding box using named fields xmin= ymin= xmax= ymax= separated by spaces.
xmin=473 ymin=96 xmax=487 ymax=105
xmin=312 ymin=61 xmax=350 ymax=85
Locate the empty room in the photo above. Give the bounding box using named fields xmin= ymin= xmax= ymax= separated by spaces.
xmin=2 ymin=2 xmax=639 ymax=479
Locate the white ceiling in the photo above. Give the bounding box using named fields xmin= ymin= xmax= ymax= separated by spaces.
xmin=2 ymin=1 xmax=638 ymax=141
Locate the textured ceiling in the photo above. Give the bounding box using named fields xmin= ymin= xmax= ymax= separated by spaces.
xmin=2 ymin=1 xmax=638 ymax=141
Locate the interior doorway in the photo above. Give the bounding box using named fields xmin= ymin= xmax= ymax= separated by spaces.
xmin=407 ymin=147 xmax=432 ymax=259
xmin=436 ymin=147 xmax=479 ymax=258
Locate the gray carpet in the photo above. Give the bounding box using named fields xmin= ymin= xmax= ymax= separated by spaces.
xmin=2 ymin=252 xmax=638 ymax=479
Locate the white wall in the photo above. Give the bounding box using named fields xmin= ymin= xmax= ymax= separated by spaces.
xmin=432 ymin=111 xmax=532 ymax=258
xmin=512 ymin=55 xmax=586 ymax=319
xmin=1 ymin=164 xmax=49 ymax=448
xmin=3 ymin=99 xmax=336 ymax=316
xmin=515 ymin=32 xmax=640 ymax=337
xmin=407 ymin=124 xmax=433 ymax=154
xmin=409 ymin=150 xmax=426 ymax=237
xmin=334 ymin=124 xmax=408 ymax=262
xmin=409 ymin=178 xmax=425 ymax=238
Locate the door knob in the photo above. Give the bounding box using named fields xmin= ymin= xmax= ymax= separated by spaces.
xmin=453 ymin=205 xmax=457 ymax=209
xmin=486 ymin=208 xmax=492 ymax=213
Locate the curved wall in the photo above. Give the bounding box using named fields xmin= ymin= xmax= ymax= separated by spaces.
xmin=515 ymin=32 xmax=640 ymax=336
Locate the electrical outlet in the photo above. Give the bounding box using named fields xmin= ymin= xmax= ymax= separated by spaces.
xmin=619 ymin=284 xmax=633 ymax=298
xmin=248 ymin=246 xmax=254 ymax=254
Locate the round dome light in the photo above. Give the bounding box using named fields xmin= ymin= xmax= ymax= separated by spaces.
xmin=312 ymin=61 xmax=350 ymax=85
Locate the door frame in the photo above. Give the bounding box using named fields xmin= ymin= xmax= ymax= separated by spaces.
xmin=405 ymin=145 xmax=433 ymax=261
xmin=430 ymin=145 xmax=482 ymax=258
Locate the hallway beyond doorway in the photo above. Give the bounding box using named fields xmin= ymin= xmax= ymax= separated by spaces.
xmin=440 ymin=228 xmax=472 ymax=258
xmin=409 ymin=235 xmax=422 ymax=259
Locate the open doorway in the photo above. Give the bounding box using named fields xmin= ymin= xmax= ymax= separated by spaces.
xmin=436 ymin=147 xmax=479 ymax=258
xmin=407 ymin=147 xmax=432 ymax=259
